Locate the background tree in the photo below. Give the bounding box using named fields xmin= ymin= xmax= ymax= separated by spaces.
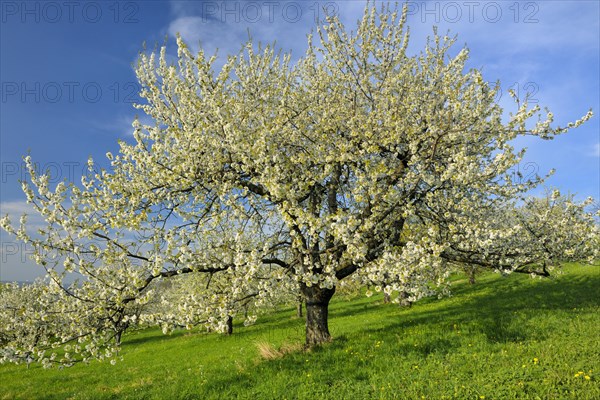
xmin=0 ymin=277 xmax=144 ymax=367
xmin=1 ymin=3 xmax=597 ymax=365
xmin=145 ymin=261 xmax=298 ymax=335
xmin=0 ymin=281 xmax=57 ymax=367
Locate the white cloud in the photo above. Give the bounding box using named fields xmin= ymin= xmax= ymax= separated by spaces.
xmin=0 ymin=200 xmax=36 ymax=218
xmin=591 ymin=143 xmax=600 ymax=158
xmin=0 ymin=201 xmax=47 ymax=282
xmin=166 ymin=1 xmax=368 ymax=65
xmin=405 ymin=1 xmax=598 ymax=52
xmin=0 ymin=247 xmax=42 ymax=283
xmin=87 ymin=114 xmax=137 ymax=137
xmin=405 ymin=1 xmax=599 ymax=88
xmin=0 ymin=201 xmax=48 ymax=233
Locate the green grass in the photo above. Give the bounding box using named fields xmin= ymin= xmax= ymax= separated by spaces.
xmin=1 ymin=263 xmax=599 ymax=399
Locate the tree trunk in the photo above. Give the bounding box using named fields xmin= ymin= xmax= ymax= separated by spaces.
xmin=296 ymin=296 xmax=303 ymax=318
xmin=301 ymin=284 xmax=335 ymax=347
xmin=225 ymin=315 xmax=233 ymax=335
xmin=383 ymin=292 xmax=391 ymax=304
xmin=399 ymin=290 xmax=412 ymax=308
xmin=468 ymin=268 xmax=476 ymax=285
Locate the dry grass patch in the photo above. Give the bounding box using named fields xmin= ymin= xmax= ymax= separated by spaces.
xmin=255 ymin=341 xmax=303 ymax=360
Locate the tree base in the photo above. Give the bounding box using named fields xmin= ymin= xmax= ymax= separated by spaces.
xmin=302 ymin=284 xmax=335 ymax=347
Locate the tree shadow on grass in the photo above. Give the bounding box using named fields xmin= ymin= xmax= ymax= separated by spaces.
xmin=158 ymin=268 xmax=599 ymax=398
xmin=122 ymin=298 xmax=383 ymax=349
xmin=123 ymin=268 xmax=599 ymax=353
xmin=122 ymin=328 xmax=189 ymax=347
xmin=358 ymin=267 xmax=600 ymax=348
xmin=6 ymin=270 xmax=593 ymax=400
xmin=328 ymin=299 xmax=389 ymax=319
xmin=122 ymin=314 xmax=307 ymax=348
xmin=398 ymin=337 xmax=459 ymax=356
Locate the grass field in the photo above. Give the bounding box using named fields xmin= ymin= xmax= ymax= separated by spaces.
xmin=1 ymin=263 xmax=598 ymax=399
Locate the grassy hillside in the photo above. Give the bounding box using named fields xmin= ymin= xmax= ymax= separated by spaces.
xmin=1 ymin=263 xmax=598 ymax=399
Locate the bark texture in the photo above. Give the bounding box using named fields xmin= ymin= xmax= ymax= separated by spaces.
xmin=399 ymin=290 xmax=412 ymax=308
xmin=468 ymin=269 xmax=477 ymax=285
xmin=301 ymin=284 xmax=335 ymax=347
xmin=225 ymin=315 xmax=233 ymax=335
xmin=296 ymin=296 xmax=303 ymax=318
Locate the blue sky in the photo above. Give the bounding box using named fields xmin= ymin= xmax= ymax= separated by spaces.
xmin=1 ymin=0 xmax=599 ymax=281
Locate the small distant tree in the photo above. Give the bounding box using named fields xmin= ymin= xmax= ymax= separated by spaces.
xmin=463 ymin=265 xmax=479 ymax=285
xmin=439 ymin=190 xmax=598 ymax=277
xmin=1 ymin=3 xmax=597 ymax=366
xmin=0 ymin=279 xmax=143 ymax=367
xmin=0 ymin=281 xmax=54 ymax=366
xmin=446 ymin=189 xmax=598 ymax=284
